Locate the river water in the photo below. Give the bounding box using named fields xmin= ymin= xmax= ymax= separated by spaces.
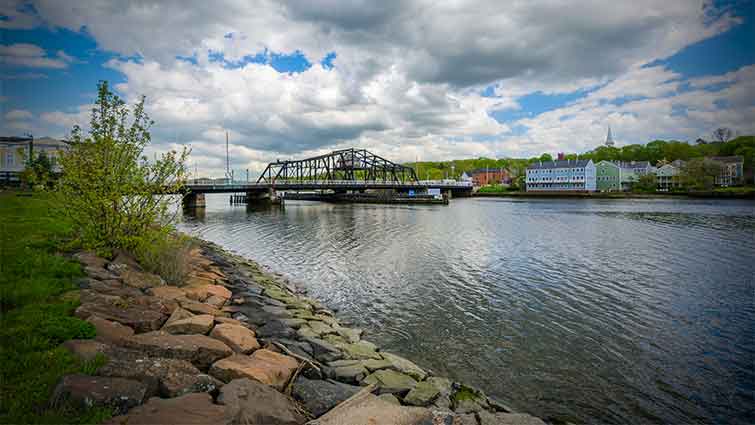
xmin=179 ymin=195 xmax=755 ymax=424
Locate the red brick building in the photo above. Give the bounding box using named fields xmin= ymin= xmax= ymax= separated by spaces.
xmin=470 ymin=168 xmax=510 ymax=187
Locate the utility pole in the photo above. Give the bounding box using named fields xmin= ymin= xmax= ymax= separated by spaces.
xmin=225 ymin=131 xmax=230 ymax=182
xmin=246 ymin=168 xmax=249 ymax=182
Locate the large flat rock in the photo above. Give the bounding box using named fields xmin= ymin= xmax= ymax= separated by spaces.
xmin=51 ymin=374 xmax=148 ymax=416
xmin=86 ymin=315 xmax=135 ymax=345
xmin=98 ymin=355 xmax=222 ymax=398
xmin=210 ymin=323 xmax=260 ymax=354
xmin=104 ymin=393 xmax=230 ymax=425
xmin=209 ymin=349 xmax=298 ymax=390
xmin=163 ymin=314 xmax=215 ymax=335
xmin=123 ymin=331 xmax=233 ymax=369
xmin=362 ymin=370 xmax=417 ymax=395
xmin=307 ymin=390 xmax=433 ymax=425
xmin=292 ymin=377 xmax=361 ymax=418
xmin=75 ymin=295 xmax=171 ymax=333
xmin=218 ymin=378 xmax=305 ymax=425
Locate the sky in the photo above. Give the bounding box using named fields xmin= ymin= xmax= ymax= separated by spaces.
xmin=1 ymin=0 xmax=754 ymax=178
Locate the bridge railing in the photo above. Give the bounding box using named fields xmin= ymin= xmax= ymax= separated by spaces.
xmin=186 ymin=179 xmax=473 ymax=188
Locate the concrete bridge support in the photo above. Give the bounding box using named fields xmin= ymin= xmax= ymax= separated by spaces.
xmin=182 ymin=193 xmax=206 ymax=209
xmin=245 ymin=188 xmax=283 ymax=206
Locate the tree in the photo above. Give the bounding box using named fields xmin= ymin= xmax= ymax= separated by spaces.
xmin=57 ymin=81 xmax=189 ymax=253
xmin=539 ymin=153 xmax=553 ymax=162
xmin=712 ymin=127 xmax=733 ymax=144
xmin=681 ymin=158 xmax=722 ymax=191
xmin=632 ymin=173 xmax=657 ymax=193
xmin=20 ymin=152 xmax=54 ymax=189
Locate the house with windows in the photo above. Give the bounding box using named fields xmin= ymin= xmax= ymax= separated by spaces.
xmin=596 ymin=160 xmax=621 ymax=192
xmin=1 ymin=136 xmax=69 ymax=184
xmin=656 ymin=162 xmax=683 ymax=191
xmin=469 ymin=168 xmax=510 ymax=187
xmin=525 ymin=159 xmax=596 ymax=192
xmin=617 ymin=161 xmax=654 ymax=191
xmin=708 ymin=156 xmax=744 ymax=186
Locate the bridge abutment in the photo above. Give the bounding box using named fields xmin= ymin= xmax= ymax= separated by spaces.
xmin=182 ymin=193 xmax=206 ymax=209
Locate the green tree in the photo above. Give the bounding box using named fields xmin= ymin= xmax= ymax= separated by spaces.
xmin=632 ymin=173 xmax=657 ymax=193
xmin=681 ymin=158 xmax=722 ymax=191
xmin=20 ymin=152 xmax=54 ymax=189
xmin=57 ymin=81 xmax=189 ymax=253
xmin=539 ymin=153 xmax=553 ymax=162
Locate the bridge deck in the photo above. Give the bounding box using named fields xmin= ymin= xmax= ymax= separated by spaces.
xmin=185 ymin=180 xmax=473 ymax=193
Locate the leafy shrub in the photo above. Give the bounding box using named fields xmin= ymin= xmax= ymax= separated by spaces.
xmin=56 ymin=81 xmax=189 ymax=254
xmin=133 ymin=230 xmax=195 ymax=286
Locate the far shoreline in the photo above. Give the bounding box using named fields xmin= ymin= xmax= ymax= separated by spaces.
xmin=470 ymin=189 xmax=755 ymax=200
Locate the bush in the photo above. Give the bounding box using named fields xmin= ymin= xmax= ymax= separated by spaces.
xmin=56 ymin=81 xmax=189 ymax=255
xmin=133 ymin=230 xmax=195 ymax=286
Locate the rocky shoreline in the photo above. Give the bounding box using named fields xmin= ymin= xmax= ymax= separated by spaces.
xmin=54 ymin=238 xmax=548 ymax=425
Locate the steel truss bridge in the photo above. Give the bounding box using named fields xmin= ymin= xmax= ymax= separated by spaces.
xmin=184 ymin=148 xmax=473 ymax=193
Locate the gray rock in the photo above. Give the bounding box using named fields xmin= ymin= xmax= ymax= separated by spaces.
xmin=380 ymin=352 xmax=427 ymax=381
xmin=378 ymin=393 xmax=401 ymax=405
xmin=217 ymin=378 xmax=305 ymax=425
xmin=329 ymin=364 xmax=369 ymax=384
xmin=304 ymin=337 xmax=344 ymax=363
xmin=404 ymin=380 xmax=442 ymax=406
xmin=97 ymin=356 xmax=222 ymax=398
xmin=292 ymin=377 xmax=361 ymax=418
xmin=477 ymin=411 xmax=547 ymax=425
xmin=362 ymin=370 xmax=418 ymax=395
xmin=256 ymin=320 xmax=296 ymax=339
xmin=51 ymin=374 xmax=148 ymax=415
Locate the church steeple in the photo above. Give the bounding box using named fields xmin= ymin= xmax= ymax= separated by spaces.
xmin=605 ymin=125 xmax=615 ymax=147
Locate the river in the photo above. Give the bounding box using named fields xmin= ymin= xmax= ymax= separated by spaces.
xmin=179 ymin=195 xmax=755 ymax=424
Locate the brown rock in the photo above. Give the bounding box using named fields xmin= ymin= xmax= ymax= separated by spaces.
xmin=88 ymin=279 xmax=144 ymax=298
xmin=308 ymin=390 xmax=433 ymax=425
xmin=163 ymin=306 xmax=194 ymax=328
xmin=51 ymin=374 xmax=148 ymax=415
xmin=205 ymin=294 xmax=228 ymax=308
xmin=209 ymin=350 xmax=298 ymax=390
xmin=147 ymin=285 xmax=187 ymax=301
xmin=111 ymin=250 xmax=143 ymax=272
xmin=210 ymin=324 xmax=260 ymax=354
xmin=185 ymin=284 xmax=232 ymax=302
xmin=61 ymin=339 xmax=112 ymax=361
xmin=75 ymin=295 xmax=169 ymax=333
xmin=215 ymin=316 xmax=245 ymax=326
xmin=73 ymin=251 xmax=108 ymax=269
xmin=218 ymin=378 xmax=304 ymax=425
xmin=123 ymin=331 xmax=233 ymax=369
xmin=85 ymin=266 xmax=119 ymax=281
xmin=120 ymin=269 xmax=164 ymax=290
xmin=179 ymin=298 xmax=227 ymax=316
xmin=104 ymin=393 xmax=230 ymax=425
xmin=98 ymin=356 xmax=223 ymax=398
xmin=87 ymin=315 xmax=135 ymax=345
xmin=163 ymin=314 xmax=215 ymax=335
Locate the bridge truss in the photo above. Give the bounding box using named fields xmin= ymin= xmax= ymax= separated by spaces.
xmin=257 ymin=148 xmax=419 ymax=185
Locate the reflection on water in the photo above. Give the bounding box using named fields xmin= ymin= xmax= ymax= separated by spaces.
xmin=180 ymin=196 xmax=755 ymax=424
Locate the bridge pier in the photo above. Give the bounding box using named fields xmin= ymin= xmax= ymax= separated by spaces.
xmin=182 ymin=192 xmax=206 ymax=209
xmin=244 ymin=188 xmax=283 ymax=206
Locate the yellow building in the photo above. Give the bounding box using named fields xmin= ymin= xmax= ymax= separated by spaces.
xmin=1 ymin=137 xmax=69 ymax=184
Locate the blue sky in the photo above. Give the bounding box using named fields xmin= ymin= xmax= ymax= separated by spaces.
xmin=1 ymin=1 xmax=753 ymax=174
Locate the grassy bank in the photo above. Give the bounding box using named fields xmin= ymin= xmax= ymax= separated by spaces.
xmin=0 ymin=190 xmax=110 ymax=424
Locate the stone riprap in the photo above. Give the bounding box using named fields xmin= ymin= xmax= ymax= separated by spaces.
xmin=52 ymin=244 xmax=548 ymax=425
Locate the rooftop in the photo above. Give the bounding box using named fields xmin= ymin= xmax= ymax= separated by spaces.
xmin=527 ymin=159 xmax=591 ymax=170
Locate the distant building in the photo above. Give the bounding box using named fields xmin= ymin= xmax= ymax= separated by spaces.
xmin=596 ymin=160 xmax=621 ymax=192
xmin=459 ymin=172 xmax=473 ymax=183
xmin=469 ymin=168 xmax=510 ymax=187
xmin=526 ymin=159 xmax=596 ymax=192
xmin=707 ymin=156 xmax=744 ymax=187
xmin=617 ymin=161 xmax=655 ymax=191
xmin=656 ymin=162 xmax=683 ymax=192
xmin=605 ymin=126 xmax=615 ymax=147
xmin=1 ymin=136 xmax=69 ymax=184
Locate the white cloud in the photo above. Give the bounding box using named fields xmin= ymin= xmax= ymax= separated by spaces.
xmin=0 ymin=43 xmax=68 ymax=68
xmin=5 ymin=0 xmax=753 ymax=176
xmin=4 ymin=109 xmax=33 ymax=121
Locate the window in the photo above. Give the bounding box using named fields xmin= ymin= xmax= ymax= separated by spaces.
xmin=5 ymin=151 xmax=14 ymax=167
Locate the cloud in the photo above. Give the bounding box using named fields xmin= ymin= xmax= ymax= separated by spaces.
xmin=4 ymin=109 xmax=33 ymax=121
xmin=0 ymin=43 xmax=69 ymax=68
xmin=0 ymin=0 xmax=40 ymax=30
xmin=5 ymin=0 xmax=754 ymax=177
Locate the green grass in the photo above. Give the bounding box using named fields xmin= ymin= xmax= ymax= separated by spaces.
xmin=476 ymin=184 xmax=510 ymax=193
xmin=0 ymin=190 xmax=111 ymax=424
